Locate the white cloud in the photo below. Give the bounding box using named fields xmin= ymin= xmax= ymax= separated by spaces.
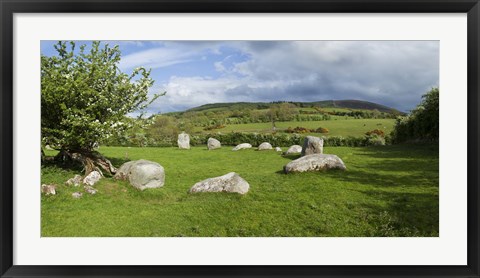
xmin=214 ymin=61 xmax=226 ymax=72
xmin=136 ymin=41 xmax=438 ymax=113
xmin=119 ymin=41 xmax=224 ymax=71
xmin=119 ymin=47 xmax=194 ymax=70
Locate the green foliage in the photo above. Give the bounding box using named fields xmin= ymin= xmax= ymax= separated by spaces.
xmin=392 ymin=88 xmax=439 ymax=143
xmin=42 ymin=144 xmax=439 ymax=237
xmin=203 ymin=123 xmax=226 ymax=131
xmin=365 ymin=129 xmax=386 ymax=146
xmin=366 ymin=134 xmax=386 ymax=146
xmin=284 ymin=126 xmax=329 ymax=134
xmin=143 ymin=115 xmax=194 ymax=147
xmin=41 ymin=41 xmax=159 ymax=151
xmin=268 ymin=103 xmax=298 ymax=123
xmin=323 ymin=136 xmax=362 ymax=147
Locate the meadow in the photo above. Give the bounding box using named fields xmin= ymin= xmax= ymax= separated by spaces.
xmin=41 ymin=144 xmax=439 ymax=237
xmin=212 ymin=118 xmax=395 ymax=136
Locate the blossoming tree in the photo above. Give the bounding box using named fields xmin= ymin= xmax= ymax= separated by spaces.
xmin=41 ymin=41 xmax=160 ymax=175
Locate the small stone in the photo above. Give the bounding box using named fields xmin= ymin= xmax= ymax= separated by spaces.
xmin=84 ymin=186 xmax=97 ymax=195
xmin=232 ymin=143 xmax=252 ymax=151
xmin=189 ymin=172 xmax=249 ymax=194
xmin=258 ymin=142 xmax=273 ymax=150
xmin=65 ymin=175 xmax=83 ymax=186
xmin=83 ymin=171 xmax=101 ymax=186
xmin=275 ymin=147 xmax=282 ymax=152
xmin=177 ymin=132 xmax=191 ymax=149
xmin=72 ymin=192 xmax=83 ymax=199
xmin=285 ymin=145 xmax=302 ymax=155
xmin=41 ymin=184 xmax=56 ymax=195
xmin=207 ymin=138 xmax=221 ymax=150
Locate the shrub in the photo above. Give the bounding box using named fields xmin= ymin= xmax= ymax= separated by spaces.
xmin=315 ymin=127 xmax=329 ymax=133
xmin=392 ymin=87 xmax=439 ymax=143
xmin=203 ymin=124 xmax=226 ymax=131
xmin=365 ymin=129 xmax=385 ymax=137
xmin=284 ymin=126 xmax=329 ymax=134
xmin=366 ymin=134 xmax=386 ymax=146
xmin=106 ymin=131 xmax=392 ymax=148
xmin=285 ymin=126 xmax=310 ymax=133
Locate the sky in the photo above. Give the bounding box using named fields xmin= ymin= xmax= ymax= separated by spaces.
xmin=41 ymin=40 xmax=439 ymax=114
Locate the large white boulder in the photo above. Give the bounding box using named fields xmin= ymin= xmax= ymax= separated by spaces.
xmin=189 ymin=172 xmax=249 ymax=194
xmin=301 ymin=136 xmax=324 ymax=156
xmin=258 ymin=142 xmax=273 ymax=150
xmin=284 ymin=154 xmax=346 ymax=173
xmin=115 ymin=160 xmax=165 ymax=191
xmin=207 ymin=137 xmax=221 ymax=150
xmin=232 ymin=143 xmax=252 ymax=151
xmin=177 ymin=132 xmax=190 ymax=149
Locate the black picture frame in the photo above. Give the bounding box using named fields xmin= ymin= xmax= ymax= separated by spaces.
xmin=1 ymin=0 xmax=479 ymax=277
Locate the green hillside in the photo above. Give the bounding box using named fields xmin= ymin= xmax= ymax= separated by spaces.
xmin=310 ymin=100 xmax=403 ymax=114
xmin=185 ymin=100 xmax=404 ymax=115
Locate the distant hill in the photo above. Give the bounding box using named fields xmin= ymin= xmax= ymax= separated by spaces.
xmin=309 ymin=100 xmax=401 ymax=114
xmin=185 ymin=100 xmax=404 ymax=115
xmin=186 ymin=102 xmax=268 ymax=112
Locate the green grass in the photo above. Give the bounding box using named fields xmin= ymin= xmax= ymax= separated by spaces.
xmin=41 ymin=144 xmax=438 ymax=237
xmin=214 ymin=118 xmax=395 ymax=137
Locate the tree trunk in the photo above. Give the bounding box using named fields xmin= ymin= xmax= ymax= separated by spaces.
xmin=55 ymin=149 xmax=116 ymax=176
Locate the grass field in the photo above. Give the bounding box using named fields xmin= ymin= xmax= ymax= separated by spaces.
xmin=211 ymin=118 xmax=395 ymax=136
xmin=41 ymin=144 xmax=438 ymax=237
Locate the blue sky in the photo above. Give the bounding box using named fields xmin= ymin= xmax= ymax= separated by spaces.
xmin=41 ymin=40 xmax=439 ymax=114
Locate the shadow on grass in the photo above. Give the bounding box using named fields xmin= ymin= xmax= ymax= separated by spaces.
xmin=106 ymin=156 xmax=130 ymax=168
xmin=334 ymin=144 xmax=439 ymax=187
xmin=42 ymin=154 xmax=131 ymax=173
xmin=334 ymin=145 xmax=439 ymax=236
xmin=333 ymin=166 xmax=437 ymax=188
xmin=280 ymin=154 xmax=301 ymax=161
xmin=275 ymin=169 xmax=286 ymax=175
xmin=358 ymin=157 xmax=438 ymax=173
xmin=357 ymin=190 xmax=439 ymax=236
xmin=354 ymin=144 xmax=439 ymax=160
xmin=41 ymin=156 xmax=84 ymax=172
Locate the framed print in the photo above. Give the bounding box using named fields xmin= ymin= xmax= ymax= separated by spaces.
xmin=1 ymin=0 xmax=479 ymax=277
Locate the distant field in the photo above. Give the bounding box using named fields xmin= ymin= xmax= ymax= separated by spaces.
xmin=42 ymin=144 xmax=438 ymax=237
xmin=211 ymin=119 xmax=395 ymax=137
